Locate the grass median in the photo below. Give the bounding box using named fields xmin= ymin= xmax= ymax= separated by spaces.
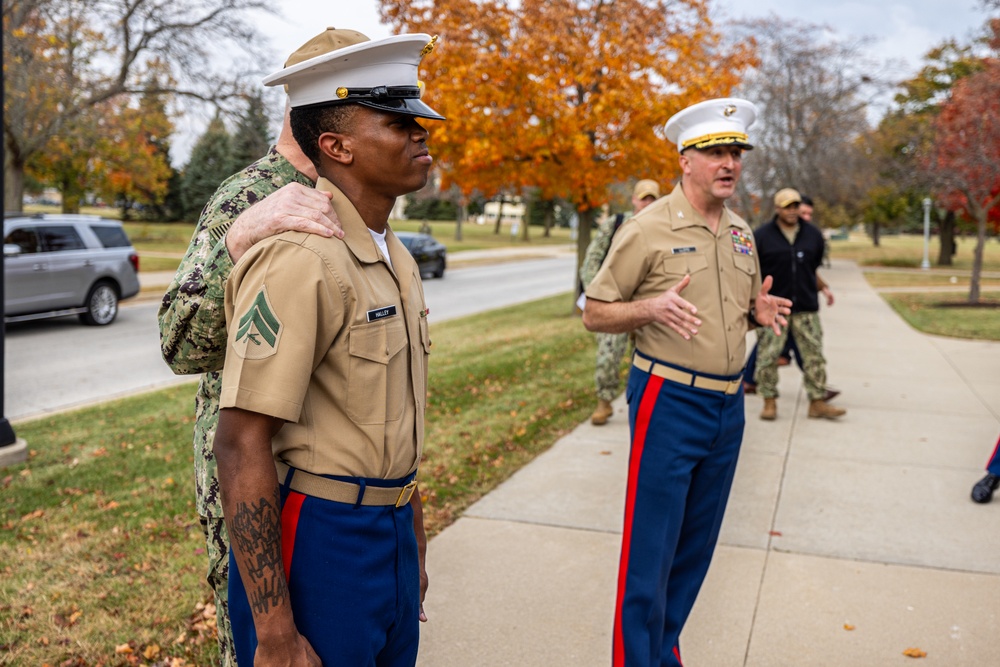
xmin=1 ymin=292 xmax=600 ymax=666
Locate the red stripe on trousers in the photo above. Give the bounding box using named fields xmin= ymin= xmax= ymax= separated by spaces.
xmin=281 ymin=491 xmax=306 ymax=581
xmin=987 ymin=434 xmax=1000 ymax=469
xmin=613 ymin=374 xmax=664 ymax=667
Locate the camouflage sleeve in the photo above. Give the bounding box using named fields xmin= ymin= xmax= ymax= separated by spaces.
xmin=157 ymin=163 xmax=269 ymax=376
xmin=157 ymin=214 xmax=236 ymax=375
xmin=580 ymin=217 xmax=615 ymax=289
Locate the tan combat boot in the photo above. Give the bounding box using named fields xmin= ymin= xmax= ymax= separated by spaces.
xmin=591 ymin=399 xmax=614 ymax=425
xmin=808 ymin=399 xmax=846 ymax=419
xmin=760 ymin=398 xmax=777 ymax=421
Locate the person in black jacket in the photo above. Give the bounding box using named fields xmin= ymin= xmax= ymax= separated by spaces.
xmin=754 ymin=188 xmax=845 ymax=420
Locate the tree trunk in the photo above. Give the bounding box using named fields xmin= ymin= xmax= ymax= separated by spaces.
xmin=519 ymin=201 xmax=530 ymax=242
xmin=937 ymin=209 xmax=956 ymax=266
xmin=4 ymin=149 xmax=25 ymax=214
xmin=543 ymin=205 xmax=553 ymax=238
xmin=120 ymin=197 xmax=133 ymax=222
xmin=494 ymin=199 xmax=504 ymax=235
xmin=455 ymin=199 xmax=465 ymax=242
xmin=871 ymin=220 xmax=881 ymax=247
xmin=968 ymin=211 xmax=988 ymax=304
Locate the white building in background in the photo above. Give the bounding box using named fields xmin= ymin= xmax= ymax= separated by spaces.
xmin=390 ymin=196 xmax=407 ymax=220
xmin=482 ymin=199 xmax=525 ymax=225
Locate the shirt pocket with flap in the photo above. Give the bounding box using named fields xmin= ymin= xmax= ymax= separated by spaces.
xmin=731 ymin=253 xmax=757 ymax=309
xmin=347 ymin=316 xmax=408 ymax=425
xmin=658 ymin=253 xmax=709 ymax=293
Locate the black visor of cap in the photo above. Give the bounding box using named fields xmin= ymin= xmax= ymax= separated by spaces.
xmin=359 ymin=97 xmax=445 ymax=120
xmin=298 ymin=84 xmax=445 ymax=120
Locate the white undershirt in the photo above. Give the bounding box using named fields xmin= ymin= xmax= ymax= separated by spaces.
xmin=368 ymin=228 xmax=393 ymax=272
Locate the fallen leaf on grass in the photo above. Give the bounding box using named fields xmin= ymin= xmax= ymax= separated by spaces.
xmin=54 ymin=608 xmax=82 ymax=628
xmin=903 ymin=647 xmax=927 ymax=658
xmin=115 ymin=643 xmax=134 ymax=654
xmin=143 ymin=644 xmax=161 ymax=660
xmin=91 ymin=447 xmax=108 ymax=457
xmin=21 ymin=510 xmax=44 ymax=522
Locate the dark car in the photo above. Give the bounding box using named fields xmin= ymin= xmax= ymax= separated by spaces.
xmin=3 ymin=213 xmax=140 ymax=325
xmin=395 ymin=231 xmax=446 ymax=279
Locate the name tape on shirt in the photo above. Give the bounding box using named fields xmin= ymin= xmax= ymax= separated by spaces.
xmin=367 ymin=305 xmax=398 ymax=322
xmin=731 ymin=230 xmax=754 ymax=256
xmin=671 ymin=246 xmax=697 ymax=254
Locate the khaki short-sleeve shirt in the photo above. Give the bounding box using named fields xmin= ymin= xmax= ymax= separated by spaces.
xmin=586 ymin=184 xmax=761 ymax=376
xmin=219 ymin=178 xmax=430 ymax=479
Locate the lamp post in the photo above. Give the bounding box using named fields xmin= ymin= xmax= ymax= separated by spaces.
xmin=1 ymin=79 xmax=27 ymax=465
xmin=921 ymin=197 xmax=932 ymax=270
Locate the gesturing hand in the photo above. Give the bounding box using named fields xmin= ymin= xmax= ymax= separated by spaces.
xmin=754 ymin=275 xmax=792 ymax=334
xmin=648 ymin=275 xmax=701 ymax=340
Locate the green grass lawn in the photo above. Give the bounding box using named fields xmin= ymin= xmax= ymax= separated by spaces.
xmin=1 ymin=293 xmax=598 ymax=667
xmin=862 ymin=272 xmax=1000 ymax=289
xmin=881 ymin=291 xmax=1000 ymax=340
xmin=829 ymin=232 xmax=1000 ymax=272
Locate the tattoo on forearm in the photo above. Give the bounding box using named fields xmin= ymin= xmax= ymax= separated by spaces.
xmin=231 ymin=489 xmax=288 ymax=615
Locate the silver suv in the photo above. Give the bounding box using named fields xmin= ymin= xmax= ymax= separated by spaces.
xmin=3 ymin=214 xmax=140 ymax=325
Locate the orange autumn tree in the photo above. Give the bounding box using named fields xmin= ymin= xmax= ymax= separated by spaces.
xmin=95 ymin=81 xmax=175 ymax=219
xmin=379 ymin=0 xmax=755 ymax=280
xmin=27 ymin=90 xmax=173 ymax=216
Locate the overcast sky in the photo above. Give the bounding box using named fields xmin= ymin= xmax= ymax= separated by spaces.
xmin=258 ymin=0 xmax=986 ymax=73
xmin=173 ymin=0 xmax=988 ymax=164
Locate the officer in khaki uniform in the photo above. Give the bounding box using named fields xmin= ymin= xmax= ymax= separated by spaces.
xmin=583 ymin=98 xmax=791 ymax=667
xmin=213 ymin=31 xmax=443 ymax=666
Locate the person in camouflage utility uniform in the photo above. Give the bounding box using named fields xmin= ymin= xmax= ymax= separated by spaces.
xmin=579 ymin=179 xmax=660 ymax=425
xmin=158 ymin=104 xmax=344 ymax=663
xmin=753 ymin=188 xmax=844 ymax=421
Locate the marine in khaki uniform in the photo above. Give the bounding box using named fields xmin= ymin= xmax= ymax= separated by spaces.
xmin=213 ymin=32 xmax=443 ymax=666
xmin=583 ymin=98 xmax=791 ymax=667
xmin=157 ymin=29 xmax=361 ymax=666
xmin=579 ymin=179 xmax=660 ymax=426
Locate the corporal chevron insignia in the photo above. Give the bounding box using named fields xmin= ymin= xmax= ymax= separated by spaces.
xmin=234 ymin=286 xmax=282 ymax=359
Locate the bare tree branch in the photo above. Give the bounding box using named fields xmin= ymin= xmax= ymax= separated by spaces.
xmin=3 ymin=0 xmax=276 ymax=210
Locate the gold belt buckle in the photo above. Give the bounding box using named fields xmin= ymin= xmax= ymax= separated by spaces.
xmin=396 ymin=480 xmax=418 ymax=508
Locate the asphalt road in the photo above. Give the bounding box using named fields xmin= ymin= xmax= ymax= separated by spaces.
xmin=3 ymin=255 xmax=576 ymax=422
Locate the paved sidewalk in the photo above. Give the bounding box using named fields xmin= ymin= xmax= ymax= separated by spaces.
xmin=417 ymin=258 xmax=1000 ymax=666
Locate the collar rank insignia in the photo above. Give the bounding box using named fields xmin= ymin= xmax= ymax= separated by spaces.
xmin=731 ymin=230 xmax=753 ymax=256
xmin=234 ymin=286 xmax=282 ymax=360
